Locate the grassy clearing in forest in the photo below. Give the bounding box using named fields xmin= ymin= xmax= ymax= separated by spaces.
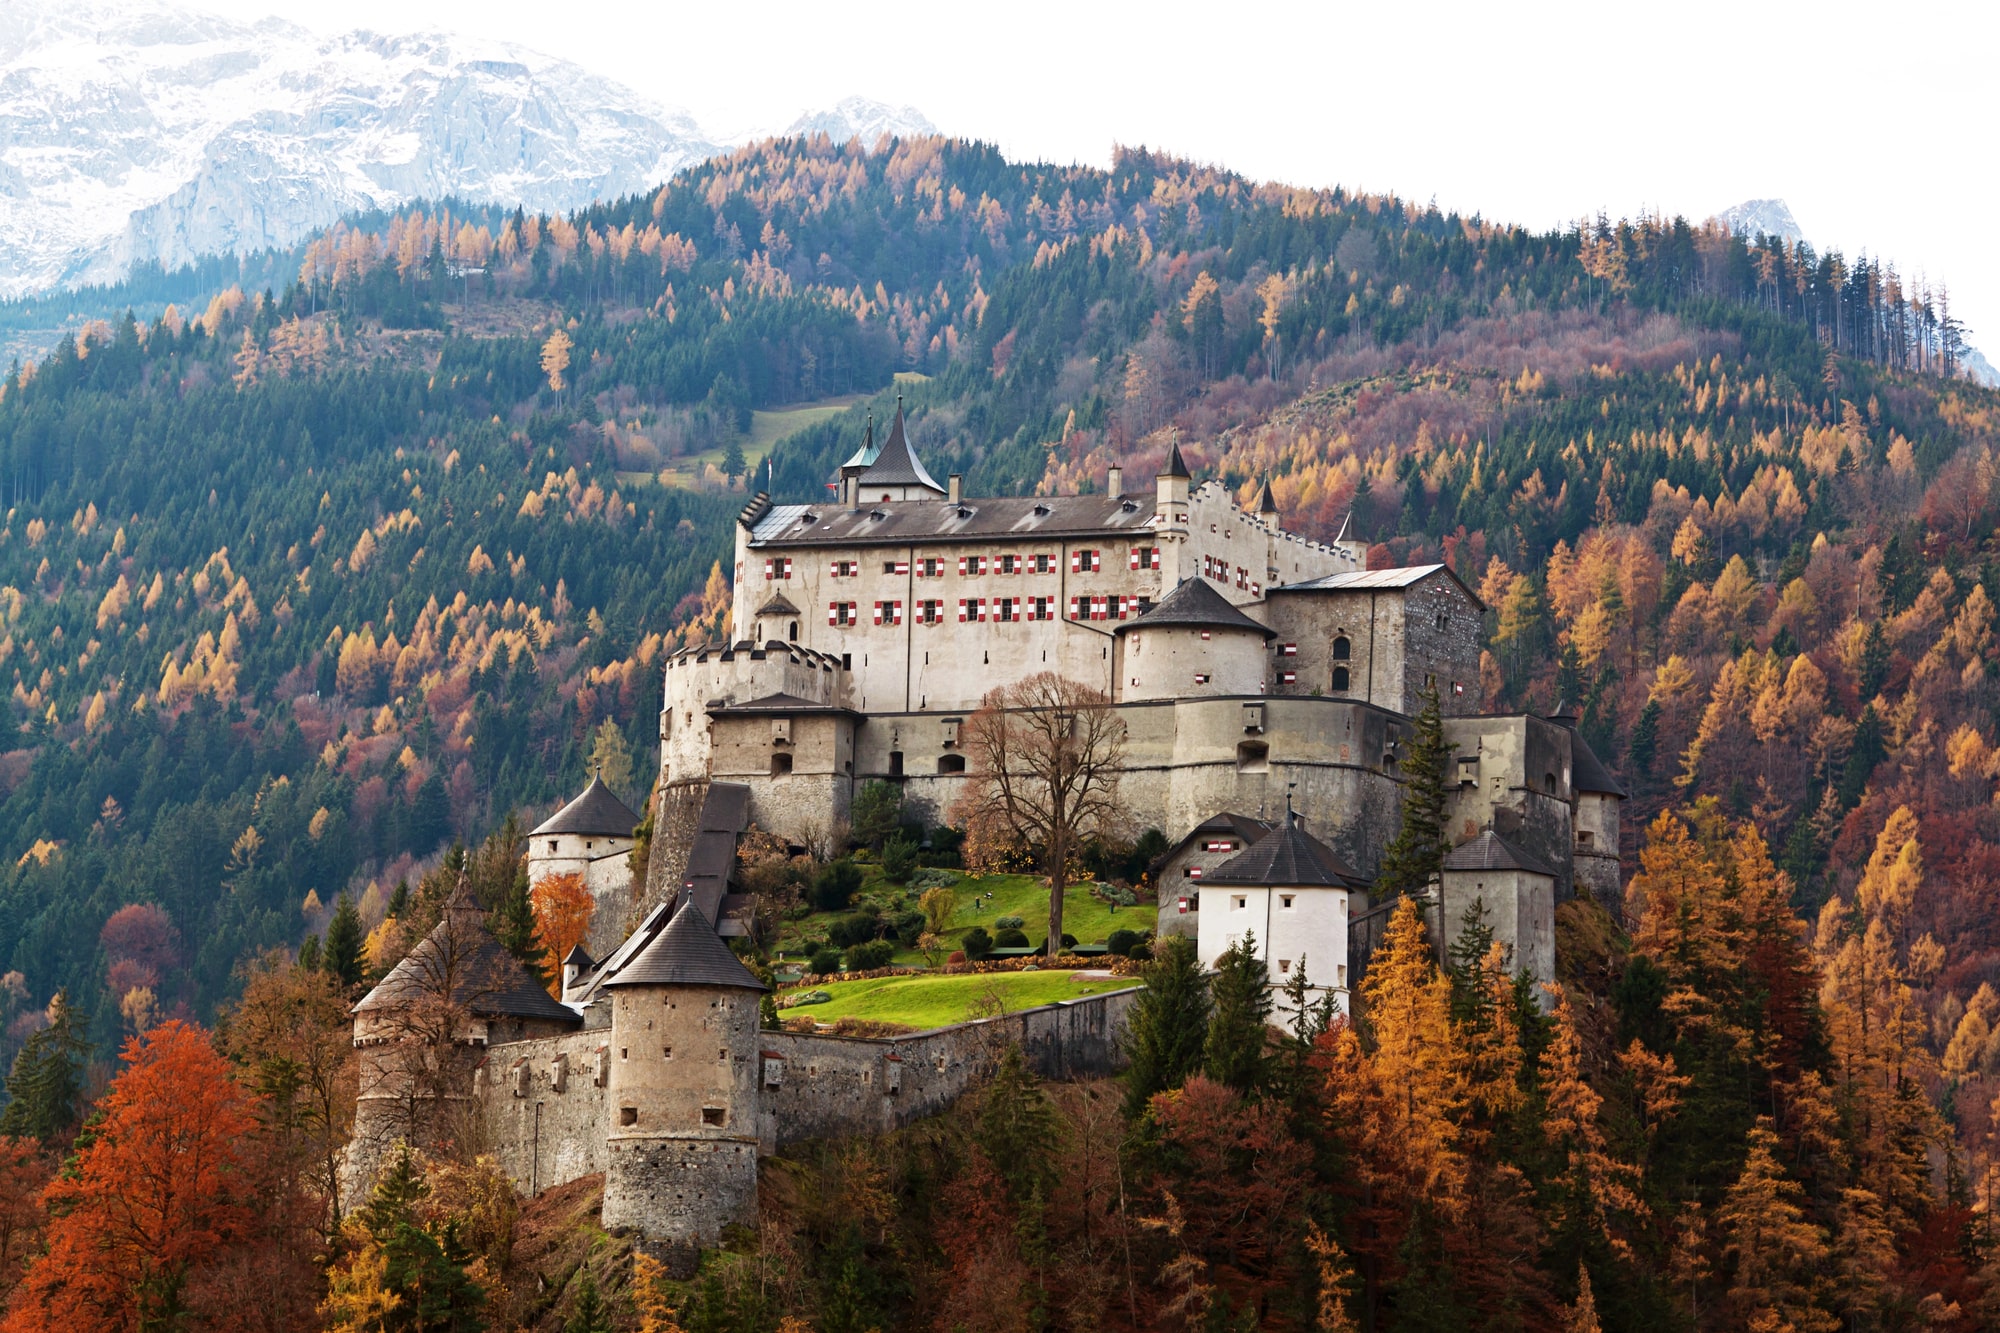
xmin=782 ymin=970 xmax=1135 ymax=1029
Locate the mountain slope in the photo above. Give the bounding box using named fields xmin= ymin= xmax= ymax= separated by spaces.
xmin=0 ymin=0 xmax=722 ymax=297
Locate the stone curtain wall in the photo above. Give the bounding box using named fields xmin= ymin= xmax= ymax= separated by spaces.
xmin=759 ymin=985 xmax=1139 ymax=1148
xmin=474 ymin=1030 xmax=611 ymax=1197
xmin=643 ymin=779 xmax=710 ymax=911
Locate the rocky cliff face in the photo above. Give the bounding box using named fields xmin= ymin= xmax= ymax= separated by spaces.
xmin=0 ymin=0 xmax=724 ymax=297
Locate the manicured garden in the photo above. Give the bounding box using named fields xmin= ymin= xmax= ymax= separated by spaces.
xmin=776 ymin=969 xmax=1136 ymax=1030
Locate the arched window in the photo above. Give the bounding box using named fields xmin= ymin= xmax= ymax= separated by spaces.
xmin=1236 ymin=741 xmax=1269 ymax=774
xmin=1331 ymin=665 xmax=1351 ymax=692
xmin=937 ymin=753 xmax=966 ymax=775
xmin=1332 ymin=635 xmax=1351 ymax=661
xmin=771 ymin=753 xmax=794 ymax=776
xmin=1544 ymin=772 xmax=1557 ymax=794
xmin=788 ymin=620 xmax=799 ymax=641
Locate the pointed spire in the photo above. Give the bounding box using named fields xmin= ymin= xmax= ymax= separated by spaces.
xmin=855 ymin=394 xmax=944 ymax=495
xmin=1162 ymin=438 xmax=1191 ymax=479
xmin=1335 ymin=510 xmax=1353 ymax=543
xmin=1252 ymin=478 xmax=1277 ymax=516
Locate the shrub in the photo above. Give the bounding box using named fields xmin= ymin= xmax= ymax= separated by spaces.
xmin=961 ymin=927 xmax=994 ymax=960
xmin=920 ymin=824 xmax=966 ymax=869
xmin=890 ymin=910 xmax=927 ymax=947
xmin=1107 ymin=928 xmax=1145 ymax=957
xmin=881 ymin=834 xmax=920 ymax=882
xmin=827 ymin=912 xmax=881 ymax=949
xmin=994 ymin=915 xmax=1025 ymax=931
xmin=807 ymin=947 xmax=843 ymax=975
xmin=1060 ymin=933 xmax=1077 ymax=949
xmin=846 ymin=939 xmax=897 ymax=970
xmin=910 ymin=868 xmax=960 ymax=891
xmin=947 ymin=950 xmax=967 ymax=964
xmin=1093 ymin=881 xmax=1139 ymax=907
xmin=812 ymin=859 xmax=864 ymax=912
xmin=1128 ymin=942 xmax=1153 ymax=961
xmin=993 ymin=928 xmax=1030 ymax=949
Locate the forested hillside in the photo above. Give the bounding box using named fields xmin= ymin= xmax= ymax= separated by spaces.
xmin=0 ymin=133 xmax=1998 ymax=1321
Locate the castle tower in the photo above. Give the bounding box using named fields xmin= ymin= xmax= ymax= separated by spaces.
xmin=528 ymin=774 xmax=642 ymax=959
xmin=600 ymin=896 xmax=768 ymax=1261
xmin=1153 ymin=439 xmax=1192 ymax=588
xmin=1198 ymin=806 xmax=1369 ymax=1019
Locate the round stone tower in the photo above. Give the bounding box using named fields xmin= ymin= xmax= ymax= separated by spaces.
xmin=599 ymin=896 xmax=768 ymax=1260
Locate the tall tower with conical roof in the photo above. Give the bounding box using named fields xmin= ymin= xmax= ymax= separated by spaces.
xmin=600 ymin=896 xmax=769 ymax=1259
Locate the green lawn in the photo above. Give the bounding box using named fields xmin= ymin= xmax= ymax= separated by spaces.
xmin=781 ymin=970 xmax=1135 ymax=1029
xmin=774 ymin=870 xmax=1157 ymax=966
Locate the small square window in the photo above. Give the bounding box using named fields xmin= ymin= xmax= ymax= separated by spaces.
xmin=619 ymin=1048 xmax=628 ymax=1060
xmin=1278 ymin=959 xmax=1292 ymax=973
xmin=662 ymin=1047 xmax=672 ymax=1059
xmin=1280 ymin=894 xmax=1294 ymax=909
xmin=1231 ymin=895 xmax=1247 ymax=910
xmin=619 ymin=1106 xmax=637 ymax=1126
xmin=701 ymin=1107 xmax=726 ymax=1126
xmin=718 ymin=1048 xmax=729 ymax=1062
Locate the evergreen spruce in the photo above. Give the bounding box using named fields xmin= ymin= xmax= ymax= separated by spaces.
xmin=324 ymin=893 xmax=365 ymax=986
xmin=1374 ymin=680 xmax=1454 ymax=901
xmin=297 ymin=933 xmax=322 ymax=971
xmin=980 ymin=1044 xmax=1058 ymax=1207
xmin=0 ymin=991 xmax=89 ymax=1141
xmin=1627 ymin=698 xmax=1661 ymax=775
xmin=1121 ymin=933 xmax=1212 ymax=1119
xmin=1839 ymin=705 xmax=1886 ymax=809
xmin=564 ymin=1270 xmax=613 ymax=1333
xmin=1204 ymin=932 xmax=1272 ymax=1094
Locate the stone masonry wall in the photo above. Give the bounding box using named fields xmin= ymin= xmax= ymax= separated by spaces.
xmin=473 ymin=1030 xmax=611 ymax=1197
xmin=643 ymin=780 xmax=710 ymax=912
xmin=757 ymin=985 xmax=1139 ymax=1147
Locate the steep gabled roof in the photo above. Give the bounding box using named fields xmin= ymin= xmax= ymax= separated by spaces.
xmin=855 ymin=402 xmax=945 ymax=493
xmin=354 ymin=902 xmax=580 ymax=1025
xmin=1161 ymin=440 xmax=1192 ymax=479
xmin=603 ymin=896 xmax=767 ymax=991
xmin=530 ymin=775 xmax=640 ymax=839
xmin=1155 ymin=811 xmax=1276 ymax=872
xmin=1117 ymin=577 xmax=1274 ymax=638
xmin=1545 ymin=706 xmax=1629 ymax=798
xmin=1251 ymin=479 xmax=1277 ymax=515
xmin=1441 ymin=829 xmax=1559 ymax=878
xmin=1204 ymin=816 xmax=1365 ymax=888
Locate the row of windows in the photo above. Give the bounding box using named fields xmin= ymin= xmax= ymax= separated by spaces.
xmin=1199 ymin=555 xmax=1262 ymax=595
xmin=778 ymin=548 xmax=1162 ymax=580
xmin=838 ymin=595 xmax=1152 ymax=626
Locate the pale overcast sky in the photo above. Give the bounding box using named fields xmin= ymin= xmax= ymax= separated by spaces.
xmin=205 ymin=0 xmax=1998 ymax=349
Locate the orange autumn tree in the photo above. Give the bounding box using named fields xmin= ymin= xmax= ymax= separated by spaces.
xmin=3 ymin=1020 xmax=259 ymax=1333
xmin=529 ymin=873 xmax=594 ymax=994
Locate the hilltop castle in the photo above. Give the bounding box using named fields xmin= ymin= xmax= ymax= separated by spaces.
xmin=344 ymin=408 xmax=1624 ymax=1257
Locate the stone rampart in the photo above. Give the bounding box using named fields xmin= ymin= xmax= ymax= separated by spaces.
xmin=757 ymin=984 xmax=1139 ymax=1147
xmin=473 ymin=1030 xmax=611 ymax=1197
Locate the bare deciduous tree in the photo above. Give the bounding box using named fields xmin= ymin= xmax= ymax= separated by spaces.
xmin=953 ymin=673 xmax=1127 ymax=959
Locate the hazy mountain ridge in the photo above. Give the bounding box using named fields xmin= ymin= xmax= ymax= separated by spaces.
xmin=0 ymin=0 xmax=725 ymax=297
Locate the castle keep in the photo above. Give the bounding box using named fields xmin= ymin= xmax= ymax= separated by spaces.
xmin=346 ymin=407 xmax=1624 ymax=1255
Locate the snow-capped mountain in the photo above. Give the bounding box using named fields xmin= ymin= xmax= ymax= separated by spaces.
xmin=785 ymin=97 xmax=937 ymax=147
xmin=0 ymin=0 xmax=727 ymax=298
xmin=1713 ymin=198 xmax=1806 ymax=247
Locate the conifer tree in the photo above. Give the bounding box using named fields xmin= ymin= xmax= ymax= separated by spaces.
xmin=1716 ymin=1121 xmax=1834 ymax=1332
xmin=980 ymin=1044 xmax=1057 ymax=1209
xmin=1122 ymin=934 xmax=1211 ymax=1120
xmin=324 ymin=893 xmax=364 ymax=986
xmin=1204 ymin=933 xmax=1271 ymax=1094
xmin=1375 ymin=681 xmax=1453 ymax=901
xmin=0 ymin=992 xmax=89 ymax=1141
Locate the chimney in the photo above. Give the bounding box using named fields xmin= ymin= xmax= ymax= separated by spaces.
xmin=1107 ymin=465 xmax=1122 ymax=499
xmin=948 ymin=473 xmax=961 ymax=503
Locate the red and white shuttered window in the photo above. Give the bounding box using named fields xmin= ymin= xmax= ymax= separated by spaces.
xmin=828 ymin=559 xmax=859 ymax=577
xmin=828 ymin=602 xmax=859 ymax=626
xmin=957 ymin=554 xmax=988 ymax=576
xmin=887 ymin=560 xmax=910 ymax=575
xmin=1279 ymin=671 xmax=1298 ymax=684
xmin=764 ymin=557 xmax=793 ymax=580
xmin=994 ymin=597 xmax=1020 ymax=622
xmin=998 ymin=553 xmax=1024 ymax=574
xmin=1031 ymin=553 xmax=1057 ymax=574
xmin=1278 ymin=642 xmax=1298 ymax=657
xmin=1028 ymin=596 xmax=1055 ymax=621
xmin=1203 ymin=840 xmax=1237 ymax=852
xmin=1130 ymin=546 xmax=1161 ymax=570
xmin=1070 ymin=549 xmax=1102 ymax=573
xmin=957 ymin=598 xmax=986 ymax=622
xmin=1068 ymin=595 xmax=1114 ymax=621
xmin=915 ymin=557 xmax=943 ymax=578
xmin=1251 ymin=582 xmax=1262 ymax=596
xmin=1201 ymin=555 xmax=1220 ymax=579
xmin=1235 ymin=565 xmax=1250 ymax=590
xmin=873 ymin=600 xmax=903 ymax=625
xmin=1119 ymin=596 xmax=1142 ymax=619
xmin=916 ymin=599 xmax=945 ymax=625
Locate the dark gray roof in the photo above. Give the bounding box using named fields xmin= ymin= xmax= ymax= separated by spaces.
xmin=562 ymin=943 xmax=592 ymax=967
xmin=1157 ymin=811 xmax=1275 ymax=869
xmin=748 ymin=491 xmax=1158 ymax=548
xmin=755 ymin=592 xmax=801 ymax=617
xmin=354 ymin=904 xmax=580 ymax=1025
xmin=1252 ymin=479 xmax=1277 ymax=515
xmin=682 ymin=781 xmax=750 ymax=923
xmin=1272 ymin=562 xmax=1486 ymax=612
xmin=530 ymin=775 xmax=641 ymax=838
xmin=1441 ymin=829 xmax=1558 ymax=878
xmin=856 ymin=404 xmax=945 ymax=493
xmin=1205 ymin=819 xmax=1364 ymax=887
xmin=707 ymin=692 xmax=861 ymax=718
xmin=1117 ymin=577 xmax=1274 ymax=639
xmin=1545 ymin=709 xmax=1628 ymax=798
xmin=1161 ymin=441 xmax=1191 ymax=479
xmin=603 ymin=896 xmax=767 ymax=991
